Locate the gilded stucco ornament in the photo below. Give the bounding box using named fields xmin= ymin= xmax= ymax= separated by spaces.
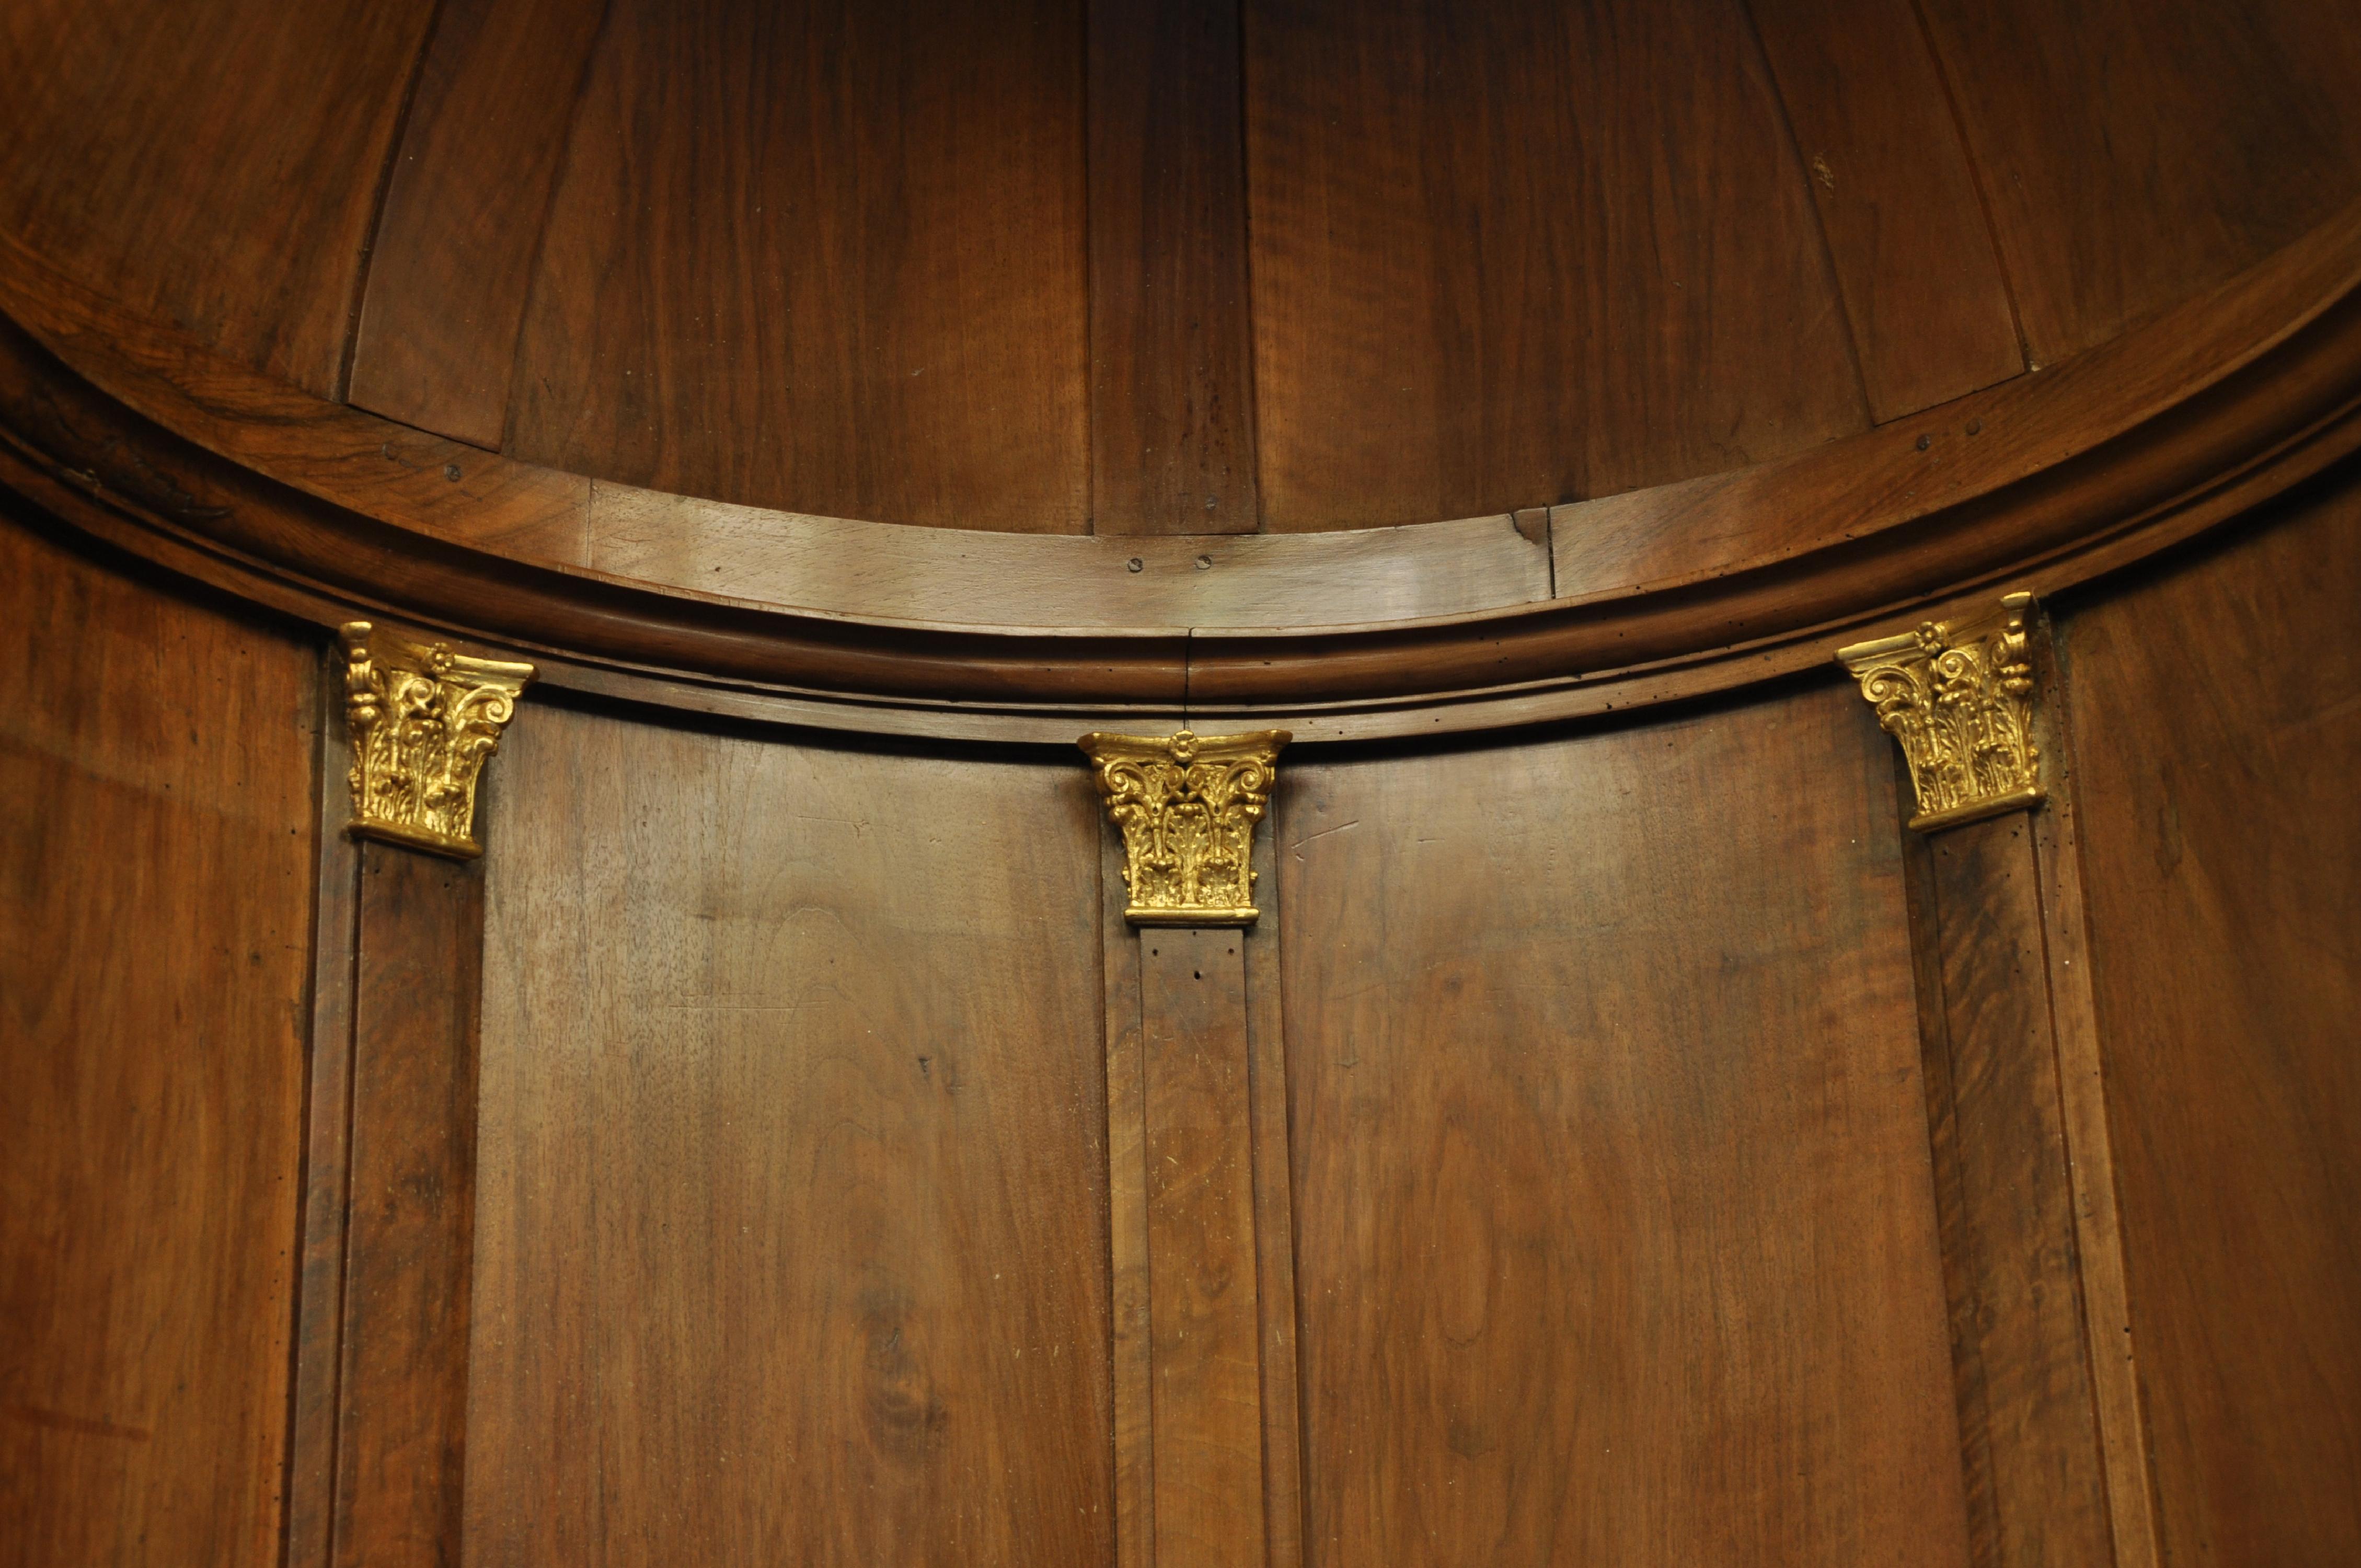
xmin=340 ymin=621 xmax=535 ymax=859
xmin=1838 ymin=592 xmax=2044 ymax=833
xmin=1079 ymin=729 xmax=1290 ymax=926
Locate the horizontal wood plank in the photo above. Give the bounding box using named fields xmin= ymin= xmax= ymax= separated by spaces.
xmin=590 ymin=482 xmax=1546 ymax=627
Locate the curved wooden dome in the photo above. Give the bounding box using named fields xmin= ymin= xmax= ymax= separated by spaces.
xmin=4 ymin=0 xmax=2357 ymax=538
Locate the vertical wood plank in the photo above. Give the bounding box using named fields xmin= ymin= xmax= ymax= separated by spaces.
xmin=1245 ymin=0 xmax=1865 ymax=531
xmin=1746 ymin=0 xmax=2024 ymax=421
xmin=1243 ymin=818 xmax=1304 ymax=1568
xmin=1104 ymin=832 xmax=1157 ymax=1568
xmin=2057 ymin=481 xmax=2361 ymax=1566
xmin=348 ymin=0 xmax=611 ymax=448
xmin=465 ymin=712 xmax=1114 ymax=1563
xmin=506 ymin=0 xmax=1090 ymax=532
xmin=1280 ymin=685 xmax=1971 ymax=1562
xmin=0 ymin=512 xmax=316 ymax=1568
xmin=0 ymin=0 xmax=439 ymax=396
xmin=1915 ymin=0 xmax=2361 ymax=366
xmin=332 ymin=841 xmax=485 ymax=1568
xmin=1088 ymin=0 xmax=1260 ymax=535
xmin=283 ymin=681 xmax=364 ymax=1568
xmin=1141 ymin=927 xmax=1267 ymax=1566
xmin=1901 ymin=808 xmax=2116 ymax=1568
xmin=2029 ymin=781 xmax=2161 ymax=1568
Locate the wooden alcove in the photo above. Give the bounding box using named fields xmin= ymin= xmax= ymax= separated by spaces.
xmin=3 ymin=3 xmax=2358 ymax=1565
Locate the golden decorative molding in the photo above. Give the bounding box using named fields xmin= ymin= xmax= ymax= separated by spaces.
xmin=340 ymin=622 xmax=535 ymax=859
xmin=1079 ymin=729 xmax=1290 ymax=926
xmin=1838 ymin=592 xmax=2044 ymax=833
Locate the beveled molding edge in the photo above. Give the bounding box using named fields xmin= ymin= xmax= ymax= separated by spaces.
xmin=341 ymin=621 xmax=535 ymax=859
xmin=4 ymin=200 xmax=2361 ymax=744
xmin=1080 ymin=729 xmax=1289 ymax=926
xmin=1839 ymin=593 xmax=2042 ymax=833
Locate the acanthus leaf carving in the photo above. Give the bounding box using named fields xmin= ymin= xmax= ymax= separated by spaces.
xmin=1838 ymin=592 xmax=2044 ymax=833
xmin=340 ymin=621 xmax=535 ymax=859
xmin=1079 ymin=729 xmax=1290 ymax=926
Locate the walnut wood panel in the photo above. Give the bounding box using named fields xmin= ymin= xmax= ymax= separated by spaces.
xmin=1140 ymin=930 xmax=1266 ymax=1566
xmin=2059 ymin=470 xmax=2361 ymax=1564
xmin=1918 ymin=0 xmax=2361 ymax=368
xmin=587 ymin=484 xmax=1547 ymax=628
xmin=0 ymin=510 xmax=316 ymax=1565
xmin=1278 ymin=683 xmax=1971 ymax=1563
xmin=6 ymin=197 xmax=2361 ymax=740
xmin=285 ymin=705 xmax=364 ymax=1568
xmin=1244 ymin=0 xmax=1867 ymax=531
xmin=465 ymin=705 xmax=1114 ymax=1564
xmin=1899 ymin=811 xmax=2117 ymax=1568
xmin=1102 ymin=836 xmax=1156 ymax=1568
xmin=331 ymin=844 xmax=488 ymax=1568
xmin=348 ymin=0 xmax=611 ymax=448
xmin=1242 ymin=821 xmax=1304 ymax=1568
xmin=1745 ymin=0 xmax=2023 ymax=422
xmin=504 ymin=0 xmax=1090 ymax=533
xmin=0 ymin=0 xmax=436 ymax=397
xmin=1089 ymin=0 xmax=1260 ymax=535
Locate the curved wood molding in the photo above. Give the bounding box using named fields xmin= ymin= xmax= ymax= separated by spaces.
xmin=3 ymin=204 xmax=2359 ymax=744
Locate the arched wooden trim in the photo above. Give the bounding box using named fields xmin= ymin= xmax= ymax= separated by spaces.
xmin=3 ymin=203 xmax=2359 ymax=744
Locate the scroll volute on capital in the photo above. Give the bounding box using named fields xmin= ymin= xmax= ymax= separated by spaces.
xmin=1079 ymin=728 xmax=1290 ymax=926
xmin=1838 ymin=592 xmax=2044 ymax=833
xmin=339 ymin=621 xmax=535 ymax=859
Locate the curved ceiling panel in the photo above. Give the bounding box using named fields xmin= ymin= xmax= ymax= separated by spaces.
xmin=7 ymin=0 xmax=2357 ymax=539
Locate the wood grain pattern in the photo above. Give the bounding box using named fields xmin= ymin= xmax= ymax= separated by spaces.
xmin=0 ymin=510 xmax=316 ymax=1566
xmin=332 ymin=843 xmax=487 ymax=1568
xmin=1277 ymin=682 xmax=1971 ymax=1563
xmin=2025 ymin=755 xmax=2160 ymax=1568
xmin=505 ymin=0 xmax=1090 ymax=532
xmin=1899 ymin=810 xmax=2114 ymax=1568
xmin=8 ymin=198 xmax=2361 ymax=742
xmin=0 ymin=227 xmax=591 ymax=565
xmin=589 ymin=483 xmax=1546 ymax=628
xmin=2059 ymin=470 xmax=2361 ymax=1565
xmin=1243 ymin=819 xmax=1304 ymax=1568
xmin=1917 ymin=0 xmax=2361 ymax=367
xmin=1746 ymin=0 xmax=2023 ymax=421
xmin=349 ymin=0 xmax=611 ymax=448
xmin=1141 ymin=929 xmax=1266 ymax=1567
xmin=1103 ymin=832 xmax=1156 ymax=1568
xmin=285 ymin=689 xmax=364 ymax=1568
xmin=1245 ymin=0 xmax=1867 ymax=531
xmin=1089 ymin=0 xmax=1260 ymax=535
xmin=466 ymin=706 xmax=1114 ymax=1564
xmin=0 ymin=0 xmax=437 ymax=396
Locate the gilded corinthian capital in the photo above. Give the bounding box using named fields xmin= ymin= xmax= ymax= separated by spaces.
xmin=1079 ymin=729 xmax=1289 ymax=926
xmin=1838 ymin=593 xmax=2044 ymax=833
xmin=340 ymin=622 xmax=535 ymax=859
